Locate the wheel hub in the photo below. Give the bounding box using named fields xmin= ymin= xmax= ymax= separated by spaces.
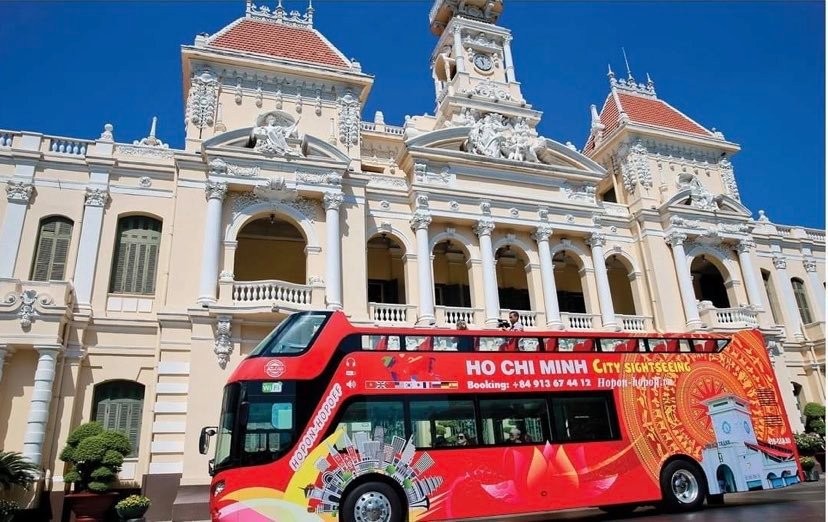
xmin=671 ymin=469 xmax=699 ymax=504
xmin=354 ymin=491 xmax=391 ymax=522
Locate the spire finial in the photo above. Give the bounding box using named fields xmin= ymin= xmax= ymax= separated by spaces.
xmin=149 ymin=116 xmax=158 ymax=139
xmin=607 ymin=63 xmax=616 ymax=84
xmin=305 ymin=0 xmax=314 ymax=25
xmin=622 ymin=47 xmax=634 ymax=82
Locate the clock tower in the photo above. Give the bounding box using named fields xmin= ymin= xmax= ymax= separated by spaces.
xmin=428 ymin=0 xmax=541 ymax=130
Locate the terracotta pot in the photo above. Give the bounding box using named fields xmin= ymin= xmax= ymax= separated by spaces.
xmin=65 ymin=491 xmax=119 ymax=522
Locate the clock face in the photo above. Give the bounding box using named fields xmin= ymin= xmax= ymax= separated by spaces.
xmin=473 ymin=53 xmax=493 ymax=72
xmin=721 ymin=421 xmax=732 ymax=434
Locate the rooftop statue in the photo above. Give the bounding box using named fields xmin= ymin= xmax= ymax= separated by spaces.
xmin=251 ymin=111 xmax=301 ymax=156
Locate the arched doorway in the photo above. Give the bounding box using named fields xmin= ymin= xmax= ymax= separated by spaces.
xmin=367 ymin=233 xmax=408 ymax=323
xmin=234 ymin=215 xmax=306 ymax=283
xmin=691 ymin=256 xmax=730 ymax=308
xmin=553 ymin=251 xmax=587 ymax=314
xmin=606 ymin=254 xmax=637 ymax=315
xmin=716 ymin=464 xmax=737 ymax=493
xmin=433 ymin=240 xmax=471 ymax=308
xmin=495 ymin=245 xmax=530 ymax=312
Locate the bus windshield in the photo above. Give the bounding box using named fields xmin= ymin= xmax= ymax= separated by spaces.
xmin=213 ymin=381 xmax=297 ymax=474
xmin=249 ymin=311 xmax=330 ymax=356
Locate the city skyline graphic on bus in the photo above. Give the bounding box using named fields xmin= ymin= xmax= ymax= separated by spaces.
xmin=304 ymin=425 xmax=445 ymax=514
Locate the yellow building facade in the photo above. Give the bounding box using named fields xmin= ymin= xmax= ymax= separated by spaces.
xmin=0 ymin=1 xmax=823 ymax=520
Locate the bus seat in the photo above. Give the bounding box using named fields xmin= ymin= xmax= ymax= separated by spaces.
xmin=651 ymin=339 xmax=677 ymax=353
xmin=694 ymin=339 xmax=716 ymax=353
xmin=502 ymin=338 xmax=518 ymax=352
xmin=573 ymin=339 xmax=594 ymax=352
xmin=374 ymin=336 xmax=388 ymax=351
xmin=543 ymin=338 xmax=557 ymax=352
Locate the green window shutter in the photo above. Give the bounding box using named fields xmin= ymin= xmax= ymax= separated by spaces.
xmin=92 ymin=381 xmax=144 ymax=458
xmin=792 ymin=279 xmax=813 ymax=324
xmin=31 ymin=217 xmax=73 ymax=281
xmin=110 ymin=217 xmax=162 ymax=295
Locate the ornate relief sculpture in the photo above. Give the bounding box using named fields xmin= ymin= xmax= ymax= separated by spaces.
xmin=338 ymin=90 xmax=360 ymax=146
xmin=185 ymin=70 xmax=218 ymax=130
xmin=465 ymin=113 xmax=551 ymax=164
xmin=677 ymin=170 xmax=718 ymax=211
xmin=251 ymin=111 xmax=301 ymax=156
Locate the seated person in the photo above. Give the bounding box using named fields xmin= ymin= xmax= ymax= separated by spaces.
xmin=507 ymin=428 xmax=523 ymax=443
xmin=456 ymin=433 xmax=472 ymax=446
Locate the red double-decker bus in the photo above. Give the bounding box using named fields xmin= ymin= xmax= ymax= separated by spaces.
xmin=200 ymin=310 xmax=802 ymax=522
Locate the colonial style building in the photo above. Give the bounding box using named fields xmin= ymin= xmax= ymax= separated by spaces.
xmin=0 ymin=1 xmax=823 ymax=520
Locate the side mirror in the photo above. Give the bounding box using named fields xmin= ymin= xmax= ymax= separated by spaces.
xmin=199 ymin=427 xmax=217 ymax=455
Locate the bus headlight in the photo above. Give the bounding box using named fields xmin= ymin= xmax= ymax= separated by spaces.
xmin=213 ymin=480 xmax=225 ymax=497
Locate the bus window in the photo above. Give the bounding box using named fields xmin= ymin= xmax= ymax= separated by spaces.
xmin=518 ymin=338 xmax=540 ymax=352
xmin=479 ymin=397 xmax=549 ymax=445
xmin=550 ymin=394 xmax=618 ymax=442
xmin=409 ymin=398 xmax=477 ymax=448
xmin=433 ymin=337 xmax=459 ymax=351
xmin=600 ymin=339 xmax=644 ymax=353
xmin=477 ymin=337 xmax=507 ymax=351
xmin=405 ymin=336 xmax=433 ymax=351
xmin=362 ymin=335 xmax=400 ymax=351
xmin=692 ymin=339 xmax=717 ymax=353
xmin=334 ymin=399 xmax=405 ymax=446
xmin=649 ymin=339 xmax=679 ymax=353
xmin=558 ymin=338 xmax=594 ymax=352
xmin=250 ymin=312 xmax=330 ymax=356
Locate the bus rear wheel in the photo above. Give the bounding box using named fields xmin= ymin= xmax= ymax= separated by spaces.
xmin=341 ymin=481 xmax=403 ymax=522
xmin=660 ymin=460 xmax=707 ymax=512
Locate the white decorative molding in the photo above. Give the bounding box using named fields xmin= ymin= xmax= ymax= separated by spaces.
xmin=367 ymin=175 xmax=407 ymax=189
xmin=772 ymin=255 xmax=787 ymax=270
xmin=676 ymin=170 xmax=719 ymax=211
xmin=308 ymin=275 xmax=325 ymax=287
xmin=803 ymin=258 xmax=817 ymax=272
xmin=214 ymin=315 xmax=232 ymax=369
xmin=298 ymin=171 xmax=342 ymax=186
xmin=323 ymin=192 xmax=344 ymax=210
xmin=138 ymin=176 xmax=152 ymax=188
xmin=509 ymin=208 xmax=519 ymax=217
xmin=409 ymin=210 xmax=432 ymax=231
xmin=379 ymin=200 xmax=390 ymax=209
xmin=665 ymin=231 xmax=688 ymax=246
xmin=561 ymin=183 xmax=597 ymax=204
xmin=115 ymin=144 xmax=175 ymax=159
xmin=5 ymin=180 xmax=34 ymax=203
xmin=718 ymin=157 xmax=741 ymax=201
xmin=99 ymin=123 xmax=114 ymax=142
xmin=84 ymin=187 xmax=109 ymax=207
xmin=133 ymin=116 xmax=168 ymax=148
xmin=338 ymin=90 xmax=360 ymax=146
xmin=449 ymin=200 xmax=460 ymax=211
xmin=459 ymin=79 xmax=512 ymax=101
xmin=209 ymin=158 xmax=261 ymax=178
xmin=219 ymin=270 xmax=235 ymax=282
xmin=414 ymin=164 xmax=454 ymax=186
xmin=464 ymin=114 xmax=555 ymax=164
xmin=474 ymin=218 xmax=495 ymax=237
xmin=245 ymin=1 xmax=315 ymax=27
xmin=619 ymin=139 xmax=652 ymax=192
xmin=17 ymin=289 xmax=39 ymax=328
xmin=251 ymin=111 xmax=302 ymax=157
xmin=205 ymin=180 xmax=228 ymax=201
xmin=185 ymin=70 xmax=218 ymax=130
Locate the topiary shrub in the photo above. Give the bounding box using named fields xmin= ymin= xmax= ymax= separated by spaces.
xmin=800 ymin=456 xmax=817 ymax=472
xmin=59 ymin=422 xmax=131 ymax=493
xmin=804 ymin=402 xmax=826 ymax=437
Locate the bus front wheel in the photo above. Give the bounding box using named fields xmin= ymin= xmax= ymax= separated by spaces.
xmin=341 ymin=481 xmax=403 ymax=522
xmin=660 ymin=460 xmax=707 ymax=512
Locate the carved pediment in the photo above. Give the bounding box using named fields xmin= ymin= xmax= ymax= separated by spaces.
xmin=203 ymin=128 xmax=350 ymax=164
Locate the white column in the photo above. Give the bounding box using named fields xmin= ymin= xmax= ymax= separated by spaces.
xmin=503 ymin=35 xmax=516 ymax=83
xmin=73 ymin=188 xmax=109 ymax=307
xmin=0 ymin=181 xmax=34 ymax=278
xmin=323 ymin=192 xmax=344 ymax=310
xmin=666 ymin=232 xmax=702 ymax=329
xmin=475 ymin=219 xmax=500 ymax=327
xmin=587 ymin=233 xmax=618 ymax=330
xmin=452 ymin=25 xmax=465 ymax=73
xmin=773 ymin=255 xmax=805 ymax=340
xmin=22 ymin=345 xmax=60 ymax=466
xmin=736 ymin=239 xmax=764 ymax=309
xmin=533 ymin=224 xmax=563 ymax=329
xmin=197 ymin=181 xmax=227 ymax=305
xmin=804 ymin=257 xmax=826 ymax=320
xmin=410 ymin=210 xmax=435 ymax=325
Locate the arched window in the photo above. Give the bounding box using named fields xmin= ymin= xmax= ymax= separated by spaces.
xmin=110 ymin=216 xmax=162 ymax=294
xmin=30 ymin=216 xmax=73 ymax=281
xmin=791 ymin=278 xmax=813 ymax=324
xmin=92 ymin=380 xmax=145 ymax=457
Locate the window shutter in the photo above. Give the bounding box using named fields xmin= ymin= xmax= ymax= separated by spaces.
xmin=31 ymin=217 xmax=73 ymax=281
xmin=110 ymin=217 xmax=162 ymax=295
xmin=92 ymin=381 xmax=144 ymax=458
xmin=792 ymin=279 xmax=813 ymax=324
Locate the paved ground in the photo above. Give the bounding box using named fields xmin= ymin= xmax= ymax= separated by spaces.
xmin=537 ymin=478 xmax=825 ymax=521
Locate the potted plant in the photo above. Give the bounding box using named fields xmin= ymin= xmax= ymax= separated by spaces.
xmin=59 ymin=422 xmax=132 ymax=522
xmin=0 ymin=499 xmax=20 ymax=522
xmin=800 ymin=456 xmax=819 ymax=481
xmin=803 ymin=402 xmax=826 ymax=471
xmin=794 ymin=431 xmax=824 ymax=456
xmin=115 ymin=494 xmax=151 ymax=521
xmin=0 ymin=451 xmax=39 ymax=492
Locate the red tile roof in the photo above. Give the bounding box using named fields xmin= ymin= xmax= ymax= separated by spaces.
xmin=584 ymin=89 xmax=712 ymax=154
xmin=210 ymin=19 xmax=349 ymax=68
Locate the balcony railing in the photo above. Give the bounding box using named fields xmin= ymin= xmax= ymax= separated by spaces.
xmin=617 ymin=314 xmax=654 ymax=332
xmin=232 ymin=280 xmax=312 ymax=306
xmin=435 ymin=306 xmax=479 ymax=327
xmin=47 ymin=136 xmax=92 ymax=156
xmin=561 ymin=312 xmax=598 ymax=330
xmin=369 ymin=303 xmax=415 ymax=325
xmin=501 ymin=309 xmax=537 ymax=328
xmin=698 ymin=304 xmax=759 ymax=330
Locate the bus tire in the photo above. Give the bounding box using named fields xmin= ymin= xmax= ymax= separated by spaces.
xmin=707 ymin=493 xmax=725 ymax=505
xmin=660 ymin=459 xmax=707 ymax=513
xmin=341 ymin=481 xmax=403 ymax=522
xmin=598 ymin=503 xmax=638 ymax=517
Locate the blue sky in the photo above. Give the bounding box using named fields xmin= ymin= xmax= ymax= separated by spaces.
xmin=0 ymin=1 xmax=824 ymax=228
